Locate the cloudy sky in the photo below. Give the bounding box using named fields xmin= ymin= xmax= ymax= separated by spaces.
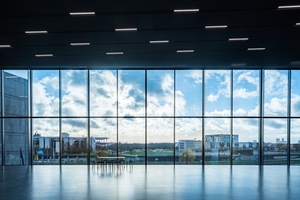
xmin=6 ymin=69 xmax=300 ymax=144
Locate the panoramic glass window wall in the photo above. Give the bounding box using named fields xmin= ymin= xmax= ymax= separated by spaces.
xmin=1 ymin=69 xmax=300 ymax=166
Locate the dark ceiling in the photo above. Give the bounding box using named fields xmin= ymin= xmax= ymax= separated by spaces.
xmin=0 ymin=0 xmax=300 ymax=69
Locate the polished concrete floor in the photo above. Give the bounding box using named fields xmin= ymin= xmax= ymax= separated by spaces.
xmin=0 ymin=165 xmax=299 ymax=200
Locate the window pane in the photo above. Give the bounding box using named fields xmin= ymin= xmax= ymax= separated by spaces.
xmin=90 ymin=70 xmax=117 ymax=116
xmin=118 ymin=118 xmax=145 ymax=164
xmin=291 ymin=119 xmax=300 ymax=165
xmin=32 ymin=118 xmax=59 ymax=165
xmin=147 ymin=70 xmax=174 ymax=116
xmin=147 ymin=118 xmax=173 ymax=164
xmin=205 ymin=118 xmax=231 ymax=164
xmin=62 ymin=118 xmax=88 ymax=164
xmin=264 ymin=118 xmax=287 ymax=165
xmin=61 ymin=70 xmax=87 ymax=116
xmin=0 ymin=123 xmax=2 ymax=165
xmin=5 ymin=118 xmax=28 ymax=165
xmin=175 ymin=118 xmax=202 ymax=165
xmin=233 ymin=118 xmax=259 ymax=165
xmin=32 ymin=70 xmax=59 ymax=116
xmin=233 ymin=70 xmax=259 ymax=116
xmin=4 ymin=70 xmax=28 ymax=117
xmin=291 ymin=70 xmax=300 ymax=116
xmin=264 ymin=70 xmax=288 ymax=116
xmin=90 ymin=118 xmax=117 ymax=162
xmin=205 ymin=70 xmax=231 ymax=116
xmin=175 ymin=70 xmax=202 ymax=116
xmin=118 ymin=70 xmax=145 ymax=116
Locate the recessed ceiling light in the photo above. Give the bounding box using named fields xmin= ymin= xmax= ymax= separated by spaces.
xmin=115 ymin=28 xmax=137 ymax=31
xmin=25 ymin=31 xmax=48 ymax=34
xmin=69 ymin=12 xmax=95 ymax=16
xmin=228 ymin=38 xmax=249 ymax=41
xmin=70 ymin=43 xmax=90 ymax=46
xmin=0 ymin=45 xmax=11 ymax=48
xmin=174 ymin=9 xmax=199 ymax=13
xmin=247 ymin=48 xmax=265 ymax=51
xmin=149 ymin=40 xmax=169 ymax=44
xmin=278 ymin=5 xmax=300 ymax=9
xmin=106 ymin=52 xmax=123 ymax=55
xmin=205 ymin=25 xmax=227 ymax=29
xmin=231 ymin=63 xmax=246 ymax=67
xmin=177 ymin=50 xmax=194 ymax=53
xmin=35 ymin=54 xmax=53 ymax=57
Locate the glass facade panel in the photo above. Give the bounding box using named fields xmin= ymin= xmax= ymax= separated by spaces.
xmin=147 ymin=70 xmax=174 ymax=116
xmin=32 ymin=70 xmax=59 ymax=116
xmin=90 ymin=118 xmax=117 ymax=162
xmin=175 ymin=118 xmax=202 ymax=165
xmin=233 ymin=118 xmax=259 ymax=164
xmin=264 ymin=118 xmax=287 ymax=165
xmin=147 ymin=118 xmax=173 ymax=164
xmin=205 ymin=118 xmax=231 ymax=164
xmin=205 ymin=70 xmax=231 ymax=116
xmin=175 ymin=70 xmax=202 ymax=116
xmin=233 ymin=70 xmax=259 ymax=116
xmin=291 ymin=70 xmax=300 ymax=116
xmin=0 ymin=69 xmax=298 ymax=166
xmin=61 ymin=70 xmax=87 ymax=116
xmin=118 ymin=118 xmax=145 ymax=164
xmin=118 ymin=70 xmax=145 ymax=116
xmin=32 ymin=118 xmax=59 ymax=165
xmin=264 ymin=70 xmax=288 ymax=116
xmin=291 ymin=119 xmax=300 ymax=165
xmin=90 ymin=70 xmax=117 ymax=116
xmin=62 ymin=118 xmax=88 ymax=164
xmin=4 ymin=118 xmax=28 ymax=165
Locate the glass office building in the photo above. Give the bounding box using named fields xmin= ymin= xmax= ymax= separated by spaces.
xmin=1 ymin=69 xmax=300 ymax=166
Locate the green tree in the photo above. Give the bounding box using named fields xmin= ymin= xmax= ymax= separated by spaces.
xmin=179 ymin=149 xmax=195 ymax=164
xmin=96 ymin=150 xmax=108 ymax=157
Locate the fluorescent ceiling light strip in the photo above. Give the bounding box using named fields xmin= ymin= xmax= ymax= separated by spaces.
xmin=247 ymin=48 xmax=265 ymax=51
xmin=291 ymin=61 xmax=300 ymax=65
xmin=25 ymin=31 xmax=48 ymax=34
xmin=177 ymin=50 xmax=194 ymax=53
xmin=231 ymin=63 xmax=246 ymax=67
xmin=70 ymin=43 xmax=90 ymax=46
xmin=35 ymin=54 xmax=53 ymax=57
xmin=229 ymin=38 xmax=249 ymax=41
xmin=149 ymin=40 xmax=169 ymax=43
xmin=205 ymin=25 xmax=227 ymax=29
xmin=278 ymin=5 xmax=300 ymax=9
xmin=115 ymin=28 xmax=137 ymax=31
xmin=70 ymin=12 xmax=95 ymax=16
xmin=0 ymin=45 xmax=11 ymax=48
xmin=296 ymin=23 xmax=300 ymax=26
xmin=5 ymin=76 xmax=18 ymax=78
xmin=106 ymin=52 xmax=123 ymax=55
xmin=174 ymin=9 xmax=199 ymax=12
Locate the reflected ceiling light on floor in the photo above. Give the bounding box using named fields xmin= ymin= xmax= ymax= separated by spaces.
xmin=35 ymin=54 xmax=53 ymax=57
xmin=149 ymin=40 xmax=169 ymax=43
xmin=106 ymin=52 xmax=123 ymax=55
xmin=174 ymin=9 xmax=199 ymax=13
xmin=0 ymin=45 xmax=11 ymax=48
xmin=278 ymin=5 xmax=300 ymax=9
xmin=205 ymin=25 xmax=227 ymax=29
xmin=25 ymin=30 xmax=48 ymax=34
xmin=177 ymin=50 xmax=194 ymax=53
xmin=247 ymin=47 xmax=265 ymax=51
xmin=69 ymin=12 xmax=95 ymax=16
xmin=70 ymin=43 xmax=90 ymax=46
xmin=228 ymin=38 xmax=249 ymax=41
xmin=115 ymin=28 xmax=137 ymax=31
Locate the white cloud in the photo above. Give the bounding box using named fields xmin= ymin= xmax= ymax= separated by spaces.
xmin=264 ymin=97 xmax=287 ymax=116
xmin=207 ymin=93 xmax=219 ymax=102
xmin=186 ymin=70 xmax=202 ymax=84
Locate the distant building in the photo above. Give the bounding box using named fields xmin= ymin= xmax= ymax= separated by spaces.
xmin=178 ymin=140 xmax=202 ymax=151
xmin=205 ymin=134 xmax=238 ymax=150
